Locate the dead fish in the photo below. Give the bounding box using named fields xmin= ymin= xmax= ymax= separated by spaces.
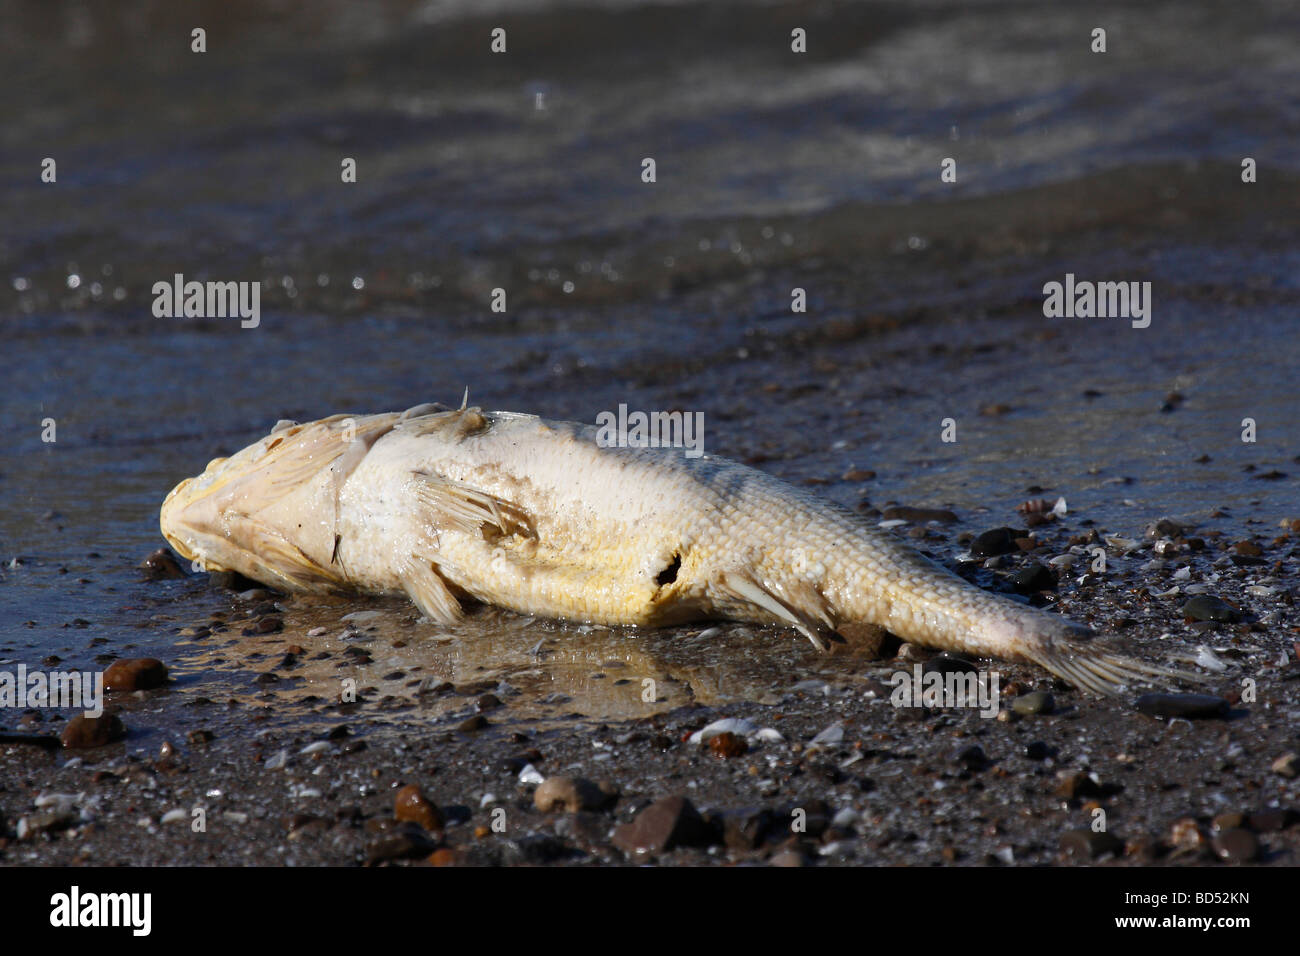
xmin=160 ymin=402 xmax=1185 ymax=695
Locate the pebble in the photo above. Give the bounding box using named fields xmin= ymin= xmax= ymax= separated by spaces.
xmin=518 ymin=763 xmax=546 ymax=785
xmin=1271 ymin=753 xmax=1299 ymax=779
xmin=242 ymin=615 xmax=284 ymax=635
xmin=809 ymin=722 xmax=844 ymax=747
xmin=139 ymin=548 xmax=186 ymax=580
xmin=394 ymin=784 xmax=444 ymax=831
xmin=689 ymin=718 xmax=759 ymax=745
xmin=953 ymin=744 xmax=988 ymax=770
xmin=1059 ymin=828 xmax=1124 ymax=859
xmin=1135 ymin=693 xmax=1229 ymax=719
xmin=533 ymin=776 xmax=610 ymax=813
xmin=61 ymin=713 xmax=126 ymax=749
xmin=1182 ymin=595 xmax=1237 ymax=623
xmin=612 ymin=796 xmax=713 ymax=855
xmin=971 ymin=528 xmax=1024 ymax=558
xmin=366 ymin=822 xmax=439 ymax=863
xmin=1011 ymin=690 xmax=1054 ymax=716
xmin=881 ymin=506 xmax=958 ymax=524
xmin=1211 ymin=828 xmax=1259 ymax=863
xmin=1170 ymin=817 xmax=1206 ymax=851
xmin=17 ymin=810 xmax=78 ymax=840
xmin=457 ymin=715 xmax=489 ymax=733
xmin=1054 ymin=771 xmax=1103 ymax=800
xmin=103 ymin=658 xmax=168 ymax=692
xmin=709 ymin=732 xmax=748 ymax=758
xmin=1012 ymin=562 xmax=1057 ymax=593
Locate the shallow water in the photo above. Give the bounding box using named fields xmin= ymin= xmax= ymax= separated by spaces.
xmin=1 ymin=0 xmax=1297 ymax=735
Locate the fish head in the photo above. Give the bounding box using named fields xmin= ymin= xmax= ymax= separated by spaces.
xmin=160 ymin=413 xmax=399 ymax=590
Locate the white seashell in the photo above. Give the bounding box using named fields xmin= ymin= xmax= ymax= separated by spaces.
xmin=1194 ymin=647 xmax=1227 ymax=672
xmin=689 ymin=717 xmax=759 ymax=745
xmin=299 ymin=741 xmax=331 ymax=755
xmin=810 ymin=722 xmax=844 ymax=746
xmin=161 ymin=808 xmax=189 ymax=825
xmin=878 ymin=519 xmax=908 ymax=529
xmin=518 ymin=764 xmax=545 ymax=785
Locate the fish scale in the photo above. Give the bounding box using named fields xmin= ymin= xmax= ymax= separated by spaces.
xmin=160 ymin=403 xmax=1189 ymax=695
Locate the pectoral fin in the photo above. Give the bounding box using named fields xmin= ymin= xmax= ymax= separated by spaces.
xmin=399 ymin=557 xmax=463 ymax=625
xmin=716 ymin=571 xmax=843 ymax=651
xmin=410 ymin=471 xmax=533 ymax=538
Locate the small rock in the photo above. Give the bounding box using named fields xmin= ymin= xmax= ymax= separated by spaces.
xmin=103 ymin=658 xmax=168 ymax=692
xmin=1212 ymin=828 xmax=1259 ymax=863
xmin=139 ymin=548 xmax=186 ymax=580
xmin=533 ymin=776 xmax=609 ymax=813
xmin=366 ymin=822 xmax=438 ymax=863
xmin=1170 ymin=817 xmax=1206 ymax=851
xmin=1054 ymin=771 xmax=1103 ymax=800
xmin=1135 ymin=693 xmax=1229 ymax=719
xmin=881 ymin=506 xmax=958 ymax=524
xmin=242 ymin=615 xmax=284 ymax=636
xmin=1012 ymin=563 xmax=1057 ymax=593
xmin=971 ymin=528 xmax=1024 ymax=558
xmin=1182 ymin=595 xmax=1238 ymax=623
xmin=61 ymin=713 xmax=126 ymax=749
xmin=1011 ymin=690 xmax=1054 ymax=716
xmin=1271 ymin=753 xmax=1299 ymax=779
xmin=457 ymin=714 xmax=489 ymax=733
xmin=1059 ymin=828 xmax=1123 ymax=860
xmin=612 ymin=796 xmax=713 ymax=855
xmin=394 ymin=784 xmax=444 ymax=831
xmin=709 ymin=732 xmax=748 ymax=759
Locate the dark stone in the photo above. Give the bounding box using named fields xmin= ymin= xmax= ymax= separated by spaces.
xmin=139 ymin=548 xmax=186 ymax=580
xmin=1135 ymin=693 xmax=1229 ymax=719
xmin=1012 ymin=562 xmax=1057 ymax=593
xmin=1182 ymin=595 xmax=1238 ymax=623
xmin=971 ymin=528 xmax=1025 ymax=558
xmin=612 ymin=796 xmax=715 ymax=855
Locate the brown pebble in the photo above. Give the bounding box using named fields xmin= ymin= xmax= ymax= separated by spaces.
xmin=1233 ymin=540 xmax=1263 ymax=557
xmin=394 ymin=783 xmax=444 ymax=831
xmin=242 ymin=615 xmax=283 ymax=636
xmin=769 ymin=848 xmax=805 ymax=867
xmin=457 ymin=714 xmax=488 ymax=733
xmin=709 ymin=732 xmax=749 ymax=759
xmin=842 ymin=468 xmax=875 ymax=482
xmin=61 ymin=713 xmax=126 ymax=749
xmin=103 ymin=657 xmax=168 ymax=692
xmin=139 ymin=548 xmax=186 ymax=580
xmin=428 ymin=848 xmax=457 ymax=866
xmin=1212 ymin=812 xmax=1245 ymax=833
xmin=1212 ymin=828 xmax=1259 ymax=863
xmin=612 ymin=796 xmax=713 ymax=855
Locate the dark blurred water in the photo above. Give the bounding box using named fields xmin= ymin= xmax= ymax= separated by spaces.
xmin=0 ymin=0 xmax=1297 ymax=674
